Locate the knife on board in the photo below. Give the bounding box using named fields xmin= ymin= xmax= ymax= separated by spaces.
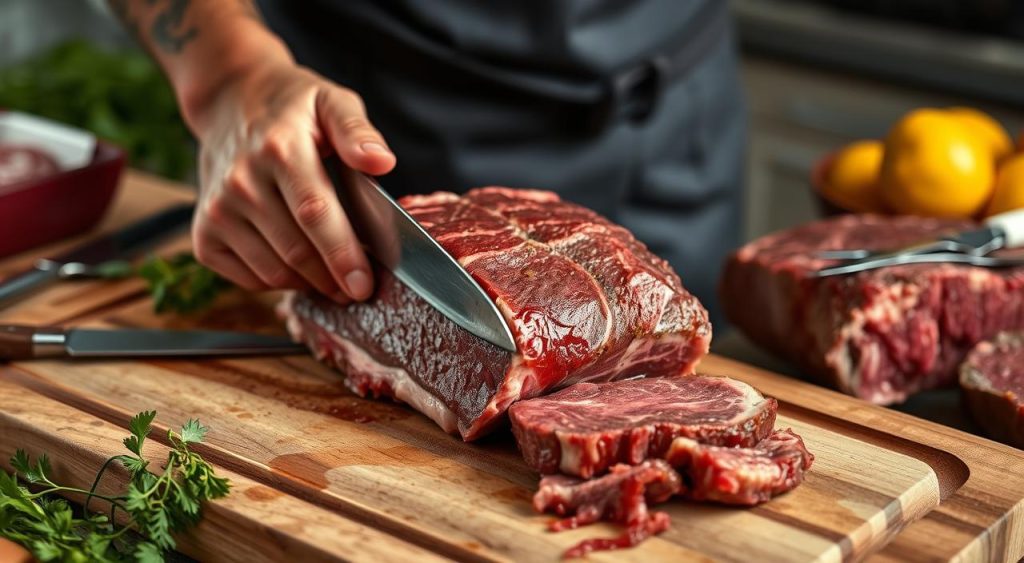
xmin=0 ymin=324 xmax=307 ymax=361
xmin=330 ymin=164 xmax=517 ymax=352
xmin=0 ymin=204 xmax=195 ymax=309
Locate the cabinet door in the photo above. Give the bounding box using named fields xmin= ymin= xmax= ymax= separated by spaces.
xmin=744 ymin=131 xmax=827 ymax=240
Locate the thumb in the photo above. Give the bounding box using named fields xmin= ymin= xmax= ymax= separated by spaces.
xmin=316 ymin=86 xmax=397 ymax=176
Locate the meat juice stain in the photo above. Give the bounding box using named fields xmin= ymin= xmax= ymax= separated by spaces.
xmin=268 ymin=453 xmax=332 ymax=490
xmin=490 ymin=486 xmax=532 ymax=504
xmin=244 ymin=485 xmax=284 ymax=502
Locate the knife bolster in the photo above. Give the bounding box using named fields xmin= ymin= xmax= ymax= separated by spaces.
xmin=0 ymin=325 xmax=65 ymax=361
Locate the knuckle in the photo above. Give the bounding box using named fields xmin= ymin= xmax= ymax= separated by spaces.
xmin=203 ymin=197 xmax=232 ymax=227
xmin=282 ymin=243 xmax=314 ymax=268
xmin=294 ymin=195 xmax=332 ymax=228
xmin=259 ymin=130 xmax=291 ymax=162
xmin=223 ymin=168 xmax=251 ymax=199
xmin=339 ymin=116 xmax=372 ymax=136
xmin=324 ymin=239 xmax=362 ymax=267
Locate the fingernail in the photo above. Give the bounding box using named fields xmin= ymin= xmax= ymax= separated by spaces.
xmin=361 ymin=142 xmax=390 ymax=155
xmin=344 ymin=269 xmax=372 ymax=300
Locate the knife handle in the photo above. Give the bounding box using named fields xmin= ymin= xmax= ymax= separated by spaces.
xmin=0 ymin=325 xmax=67 ymax=361
xmin=0 ymin=262 xmax=61 ymax=309
xmin=986 ymin=208 xmax=1024 ymax=248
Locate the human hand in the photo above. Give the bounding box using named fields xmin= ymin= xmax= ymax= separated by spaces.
xmin=190 ymin=63 xmax=395 ymax=302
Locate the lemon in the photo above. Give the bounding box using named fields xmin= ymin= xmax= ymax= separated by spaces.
xmin=881 ymin=108 xmax=994 ymax=218
xmin=947 ymin=107 xmax=1013 ymax=162
xmin=822 ymin=140 xmax=884 ymax=213
xmin=986 ymin=154 xmax=1024 ymax=216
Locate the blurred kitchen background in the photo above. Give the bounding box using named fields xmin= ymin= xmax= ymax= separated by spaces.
xmin=4 ymin=0 xmax=1024 ymax=429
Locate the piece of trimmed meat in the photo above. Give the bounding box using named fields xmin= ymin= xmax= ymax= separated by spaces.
xmin=960 ymin=332 xmax=1024 ymax=449
xmin=510 ymin=374 xmax=777 ymax=478
xmin=533 ymin=460 xmax=682 ymax=559
xmin=281 ymin=188 xmax=711 ymax=440
xmin=666 ymin=428 xmax=814 ymax=505
xmin=721 ymin=214 xmax=1024 ymax=404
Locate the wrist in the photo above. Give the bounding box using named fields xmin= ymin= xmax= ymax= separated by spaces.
xmin=174 ymin=20 xmax=294 ymax=134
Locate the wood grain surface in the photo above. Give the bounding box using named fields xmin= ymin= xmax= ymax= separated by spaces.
xmin=0 ymin=171 xmax=1022 ymax=562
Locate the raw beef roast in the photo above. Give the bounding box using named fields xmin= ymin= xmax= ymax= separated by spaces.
xmin=281 ymin=188 xmax=711 ymax=440
xmin=510 ymin=374 xmax=777 ymax=477
xmin=533 ymin=460 xmax=682 ymax=558
xmin=721 ymin=214 xmax=1024 ymax=404
xmin=666 ymin=428 xmax=813 ymax=505
xmin=960 ymin=332 xmax=1024 ymax=448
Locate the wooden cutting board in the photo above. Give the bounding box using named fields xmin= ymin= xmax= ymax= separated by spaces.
xmin=1 ymin=171 xmax=1022 ymax=562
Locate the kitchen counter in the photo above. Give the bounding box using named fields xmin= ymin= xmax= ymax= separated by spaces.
xmin=1 ymin=171 xmax=1023 ymax=561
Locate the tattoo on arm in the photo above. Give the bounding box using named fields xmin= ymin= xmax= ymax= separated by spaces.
xmin=107 ymin=0 xmax=200 ymax=54
xmin=151 ymin=0 xmax=199 ymax=54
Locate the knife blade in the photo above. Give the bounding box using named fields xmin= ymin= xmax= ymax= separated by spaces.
xmin=330 ymin=164 xmax=516 ymax=352
xmin=0 ymin=204 xmax=194 ymax=308
xmin=0 ymin=324 xmax=307 ymax=360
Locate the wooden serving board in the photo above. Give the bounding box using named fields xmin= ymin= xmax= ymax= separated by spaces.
xmin=1 ymin=172 xmax=1023 ymax=562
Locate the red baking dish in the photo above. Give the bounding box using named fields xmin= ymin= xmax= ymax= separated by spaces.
xmin=0 ymin=112 xmax=125 ymax=259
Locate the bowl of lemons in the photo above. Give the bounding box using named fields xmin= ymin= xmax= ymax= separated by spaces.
xmin=814 ymin=107 xmax=1023 ymax=219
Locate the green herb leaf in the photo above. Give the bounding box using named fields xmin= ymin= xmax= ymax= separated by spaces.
xmin=10 ymin=450 xmax=31 ymax=476
xmin=138 ymin=253 xmax=231 ymax=314
xmin=178 ymin=419 xmax=207 ymax=444
xmin=0 ymin=410 xmax=230 ymax=561
xmin=135 ymin=541 xmax=163 ymax=563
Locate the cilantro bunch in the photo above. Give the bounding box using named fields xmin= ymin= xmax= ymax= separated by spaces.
xmin=0 ymin=411 xmax=230 ymax=562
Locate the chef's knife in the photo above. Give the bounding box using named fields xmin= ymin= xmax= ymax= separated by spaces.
xmin=0 ymin=204 xmax=194 ymax=309
xmin=330 ymin=164 xmax=517 ymax=352
xmin=0 ymin=324 xmax=307 ymax=361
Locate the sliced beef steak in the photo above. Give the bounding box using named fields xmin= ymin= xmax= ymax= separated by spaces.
xmin=281 ymin=188 xmax=711 ymax=440
xmin=510 ymin=374 xmax=777 ymax=478
xmin=721 ymin=214 xmax=1024 ymax=404
xmin=533 ymin=460 xmax=682 ymax=559
xmin=960 ymin=332 xmax=1024 ymax=448
xmin=666 ymin=428 xmax=814 ymax=505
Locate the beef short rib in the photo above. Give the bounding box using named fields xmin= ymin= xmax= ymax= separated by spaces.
xmin=281 ymin=188 xmax=711 ymax=440
xmin=510 ymin=374 xmax=777 ymax=478
xmin=666 ymin=428 xmax=814 ymax=505
xmin=960 ymin=332 xmax=1024 ymax=449
xmin=721 ymin=214 xmax=1024 ymax=404
xmin=533 ymin=460 xmax=682 ymax=559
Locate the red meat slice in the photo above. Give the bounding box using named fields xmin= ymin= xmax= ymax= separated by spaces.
xmin=532 ymin=460 xmax=683 ymax=559
xmin=509 ymin=374 xmax=777 ymax=478
xmin=666 ymin=428 xmax=814 ymax=505
xmin=960 ymin=331 xmax=1024 ymax=448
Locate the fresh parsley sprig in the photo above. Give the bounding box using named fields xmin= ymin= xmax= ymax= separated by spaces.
xmin=137 ymin=253 xmax=231 ymax=315
xmin=96 ymin=253 xmax=231 ymax=315
xmin=0 ymin=411 xmax=230 ymax=562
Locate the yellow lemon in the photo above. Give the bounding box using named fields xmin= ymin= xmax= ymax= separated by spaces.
xmin=947 ymin=106 xmax=1013 ymax=161
xmin=822 ymin=140 xmax=884 ymax=212
xmin=986 ymin=154 xmax=1024 ymax=216
xmin=881 ymin=108 xmax=994 ymax=218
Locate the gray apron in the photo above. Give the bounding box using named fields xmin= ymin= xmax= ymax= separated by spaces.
xmin=256 ymin=0 xmax=746 ymax=325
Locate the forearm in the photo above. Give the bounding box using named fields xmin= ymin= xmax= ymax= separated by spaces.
xmin=108 ymin=0 xmax=293 ymax=133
